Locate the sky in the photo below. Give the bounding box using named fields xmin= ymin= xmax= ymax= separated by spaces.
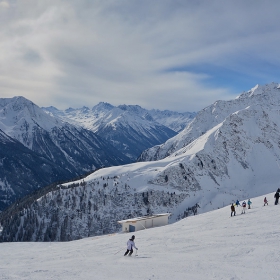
xmin=0 ymin=0 xmax=280 ymax=112
xmin=0 ymin=192 xmax=279 ymax=279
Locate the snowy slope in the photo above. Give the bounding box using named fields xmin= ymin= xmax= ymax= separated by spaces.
xmin=43 ymin=103 xmax=194 ymax=160
xmin=0 ymin=192 xmax=279 ymax=280
xmin=139 ymin=82 xmax=280 ymax=161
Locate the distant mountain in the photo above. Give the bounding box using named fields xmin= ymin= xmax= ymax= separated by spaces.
xmin=0 ymin=97 xmax=130 ymax=210
xmin=43 ymin=103 xmax=195 ymax=160
xmin=147 ymin=108 xmax=196 ymax=132
xmin=116 ymin=104 xmax=196 ymax=133
xmin=2 ymin=83 xmax=280 ymax=241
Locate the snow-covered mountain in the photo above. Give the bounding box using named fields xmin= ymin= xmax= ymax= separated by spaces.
xmin=148 ymin=108 xmax=196 ymax=132
xmin=43 ymin=102 xmax=195 ymax=133
xmin=43 ymin=103 xmax=195 ymax=160
xmin=0 ymin=97 xmax=131 ymax=210
xmin=0 ymin=192 xmax=279 ymax=279
xmin=116 ymin=104 xmax=196 ymax=133
xmin=2 ymin=83 xmax=280 ymax=241
xmin=138 ymin=82 xmax=280 ymax=161
xmin=0 ymin=97 xmax=130 ymax=169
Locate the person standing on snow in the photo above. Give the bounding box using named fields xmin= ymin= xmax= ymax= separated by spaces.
xmin=241 ymin=201 xmax=246 ymax=214
xmin=247 ymin=199 xmax=252 ymax=209
xmin=124 ymin=235 xmax=138 ymax=256
xmin=274 ymin=191 xmax=280 ymax=205
xmin=235 ymin=200 xmax=240 ymax=207
xmin=264 ymin=197 xmax=268 ymax=206
xmin=231 ymin=203 xmax=236 ymax=217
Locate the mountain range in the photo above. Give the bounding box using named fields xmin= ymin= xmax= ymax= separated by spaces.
xmin=1 ymin=82 xmax=280 ymax=241
xmin=0 ymin=97 xmax=194 ymax=210
xmin=43 ymin=103 xmax=195 ymax=160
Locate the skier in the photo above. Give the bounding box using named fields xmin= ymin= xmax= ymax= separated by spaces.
xmin=247 ymin=199 xmax=252 ymax=209
xmin=274 ymin=191 xmax=280 ymax=205
xmin=235 ymin=199 xmax=240 ymax=207
xmin=230 ymin=203 xmax=236 ymax=217
xmin=124 ymin=235 xmax=138 ymax=256
xmin=264 ymin=197 xmax=268 ymax=206
xmin=241 ymin=201 xmax=246 ymax=214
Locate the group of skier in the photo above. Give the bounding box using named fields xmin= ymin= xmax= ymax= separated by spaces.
xmin=231 ymin=199 xmax=252 ymax=216
xmin=231 ymin=188 xmax=280 ymax=216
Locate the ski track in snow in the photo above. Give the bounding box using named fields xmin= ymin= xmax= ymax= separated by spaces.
xmin=0 ymin=193 xmax=279 ymax=279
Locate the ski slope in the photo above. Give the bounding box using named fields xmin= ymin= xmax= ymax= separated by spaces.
xmin=0 ymin=192 xmax=279 ymax=280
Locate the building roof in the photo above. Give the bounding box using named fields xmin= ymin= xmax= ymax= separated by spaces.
xmin=117 ymin=213 xmax=171 ymax=224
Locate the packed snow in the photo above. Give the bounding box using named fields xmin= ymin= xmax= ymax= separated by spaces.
xmin=0 ymin=192 xmax=279 ymax=280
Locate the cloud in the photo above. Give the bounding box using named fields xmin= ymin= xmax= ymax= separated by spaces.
xmin=0 ymin=1 xmax=9 ymax=8
xmin=0 ymin=0 xmax=280 ymax=112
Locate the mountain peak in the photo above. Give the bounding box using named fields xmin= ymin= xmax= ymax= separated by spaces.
xmin=236 ymin=82 xmax=280 ymax=100
xmin=118 ymin=104 xmax=142 ymax=111
xmin=0 ymin=96 xmax=34 ymax=109
xmin=92 ymin=102 xmax=114 ymax=112
xmin=42 ymin=106 xmax=59 ymax=112
xmin=65 ymin=107 xmax=75 ymax=113
xmin=0 ymin=96 xmax=64 ymax=145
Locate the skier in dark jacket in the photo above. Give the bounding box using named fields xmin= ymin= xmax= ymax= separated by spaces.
xmin=124 ymin=235 xmax=138 ymax=256
xmin=274 ymin=191 xmax=280 ymax=205
xmin=231 ymin=203 xmax=236 ymax=216
xmin=235 ymin=200 xmax=240 ymax=207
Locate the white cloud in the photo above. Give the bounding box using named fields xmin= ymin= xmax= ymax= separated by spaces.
xmin=0 ymin=0 xmax=280 ymax=111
